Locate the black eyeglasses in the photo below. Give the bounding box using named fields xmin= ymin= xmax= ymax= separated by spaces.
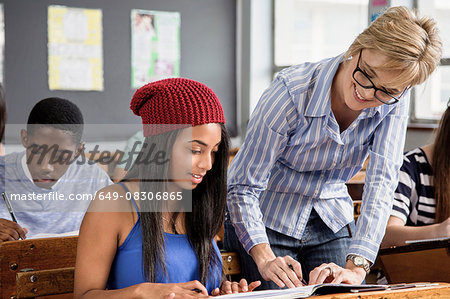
xmin=352 ymin=50 xmax=408 ymax=105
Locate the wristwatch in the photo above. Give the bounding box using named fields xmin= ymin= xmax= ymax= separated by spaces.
xmin=346 ymin=254 xmax=370 ymax=274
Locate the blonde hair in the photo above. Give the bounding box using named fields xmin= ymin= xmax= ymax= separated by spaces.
xmin=345 ymin=6 xmax=442 ymax=87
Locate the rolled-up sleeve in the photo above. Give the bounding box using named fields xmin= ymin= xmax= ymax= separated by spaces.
xmin=348 ymin=95 xmax=410 ymax=263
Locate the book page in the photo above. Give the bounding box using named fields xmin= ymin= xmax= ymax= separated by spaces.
xmin=214 ymin=285 xmax=317 ymax=299
xmin=30 ymin=230 xmax=79 ymax=239
xmin=214 ymin=284 xmax=384 ymax=298
xmin=405 ymin=236 xmax=450 ymax=244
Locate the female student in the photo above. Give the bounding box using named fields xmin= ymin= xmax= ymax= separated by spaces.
xmin=74 ymin=78 xmax=259 ymax=298
xmin=381 ymin=101 xmax=450 ymax=248
xmin=225 ymin=6 xmax=443 ymax=288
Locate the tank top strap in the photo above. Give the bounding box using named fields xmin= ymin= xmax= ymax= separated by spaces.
xmin=117 ymin=182 xmax=139 ymax=213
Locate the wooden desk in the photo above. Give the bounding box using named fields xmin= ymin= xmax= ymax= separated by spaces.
xmin=314 ymin=283 xmax=450 ymax=298
xmin=0 ymin=236 xmax=243 ymax=298
xmin=378 ymin=238 xmax=450 ymax=284
xmin=0 ymin=236 xmax=77 ymax=299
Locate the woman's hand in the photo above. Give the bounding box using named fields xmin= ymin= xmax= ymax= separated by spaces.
xmin=134 ymin=281 xmax=209 ymax=299
xmin=257 ymin=255 xmax=304 ymax=288
xmin=210 ymin=278 xmax=261 ymax=296
xmin=308 ymin=262 xmax=365 ymax=285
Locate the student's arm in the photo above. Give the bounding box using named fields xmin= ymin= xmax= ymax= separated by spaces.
xmin=382 ymin=216 xmax=450 ymax=248
xmin=0 ymin=218 xmax=28 ymax=242
xmin=74 ymin=187 xmax=209 ymax=299
xmin=0 ymin=191 xmax=28 ymax=241
xmin=227 ymin=77 xmax=303 ymax=288
xmin=381 ymin=145 xmax=450 ymax=248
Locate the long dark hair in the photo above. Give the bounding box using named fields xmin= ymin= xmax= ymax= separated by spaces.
xmin=432 ymin=102 xmax=450 ymax=222
xmin=124 ymin=123 xmax=230 ymax=285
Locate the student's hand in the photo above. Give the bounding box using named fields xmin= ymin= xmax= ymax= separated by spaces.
xmin=257 ymin=255 xmax=304 ymax=288
xmin=0 ymin=218 xmax=28 ymax=242
xmin=211 ymin=278 xmax=261 ymax=295
xmin=134 ymin=280 xmax=209 ymax=299
xmin=308 ymin=262 xmax=365 ymax=285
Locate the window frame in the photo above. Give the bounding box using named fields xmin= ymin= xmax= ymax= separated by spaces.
xmin=272 ymin=0 xmax=449 ymax=127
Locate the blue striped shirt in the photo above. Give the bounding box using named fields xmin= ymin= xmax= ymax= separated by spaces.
xmin=227 ymin=54 xmax=409 ymax=263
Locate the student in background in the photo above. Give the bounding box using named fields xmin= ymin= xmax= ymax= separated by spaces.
xmin=0 ymin=97 xmax=112 ymax=242
xmin=75 ymin=78 xmax=260 ymax=298
xmin=381 ymin=101 xmax=450 ymax=248
xmin=225 ymin=6 xmax=442 ymax=288
xmin=0 ymin=83 xmax=6 ymax=156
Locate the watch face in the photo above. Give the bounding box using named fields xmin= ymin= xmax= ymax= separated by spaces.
xmin=354 ymin=256 xmax=363 ymax=265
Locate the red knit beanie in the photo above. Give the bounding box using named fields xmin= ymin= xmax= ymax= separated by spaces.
xmin=130 ymin=78 xmax=225 ymax=136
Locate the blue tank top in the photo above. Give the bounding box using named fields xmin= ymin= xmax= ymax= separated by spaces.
xmin=107 ymin=183 xmax=222 ymax=293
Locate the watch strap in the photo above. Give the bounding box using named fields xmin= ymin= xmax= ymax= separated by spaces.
xmin=346 ymin=254 xmax=370 ymax=274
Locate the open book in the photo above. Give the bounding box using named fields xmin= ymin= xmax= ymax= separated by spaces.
xmin=29 ymin=230 xmax=79 ymax=239
xmin=215 ymin=284 xmax=387 ymax=298
xmin=405 ymin=236 xmax=450 ymax=244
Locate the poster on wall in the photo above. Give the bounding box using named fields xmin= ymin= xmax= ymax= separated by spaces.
xmin=48 ymin=5 xmax=103 ymax=91
xmin=0 ymin=4 xmax=4 ymax=84
xmin=131 ymin=9 xmax=180 ymax=89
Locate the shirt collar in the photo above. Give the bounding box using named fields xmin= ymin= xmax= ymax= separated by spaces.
xmin=305 ymin=54 xmax=344 ymax=117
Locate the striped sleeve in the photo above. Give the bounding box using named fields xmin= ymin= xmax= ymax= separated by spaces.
xmin=227 ymin=76 xmax=297 ymax=252
xmin=348 ymin=94 xmax=410 ymax=263
xmin=391 ymin=155 xmax=415 ymax=223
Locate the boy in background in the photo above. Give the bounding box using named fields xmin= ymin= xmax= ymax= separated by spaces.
xmin=0 ymin=97 xmax=111 ymax=242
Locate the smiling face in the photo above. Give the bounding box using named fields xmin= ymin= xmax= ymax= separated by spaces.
xmin=168 ymin=123 xmax=222 ymax=192
xmin=21 ymin=126 xmax=83 ymax=189
xmin=337 ymin=49 xmax=409 ymax=111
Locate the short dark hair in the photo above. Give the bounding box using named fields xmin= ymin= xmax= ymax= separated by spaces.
xmin=26 ymin=97 xmax=84 ymax=143
xmin=0 ymin=83 xmax=6 ymax=142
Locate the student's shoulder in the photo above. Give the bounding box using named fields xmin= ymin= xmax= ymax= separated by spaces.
xmin=4 ymin=151 xmax=23 ymax=164
xmin=403 ymin=148 xmax=428 ymax=166
xmin=3 ymin=152 xmax=24 ymax=176
xmin=400 ymin=147 xmax=431 ymax=176
xmin=88 ymin=183 xmax=136 ymax=213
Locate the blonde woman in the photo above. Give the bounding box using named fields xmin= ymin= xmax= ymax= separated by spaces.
xmin=226 ymin=6 xmax=443 ymax=288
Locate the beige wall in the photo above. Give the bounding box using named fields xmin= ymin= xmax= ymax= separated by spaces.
xmin=404 ymin=128 xmax=436 ymax=152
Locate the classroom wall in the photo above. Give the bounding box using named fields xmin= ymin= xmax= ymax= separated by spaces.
xmin=404 ymin=129 xmax=435 ymax=151
xmin=2 ymin=0 xmax=237 ymax=143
